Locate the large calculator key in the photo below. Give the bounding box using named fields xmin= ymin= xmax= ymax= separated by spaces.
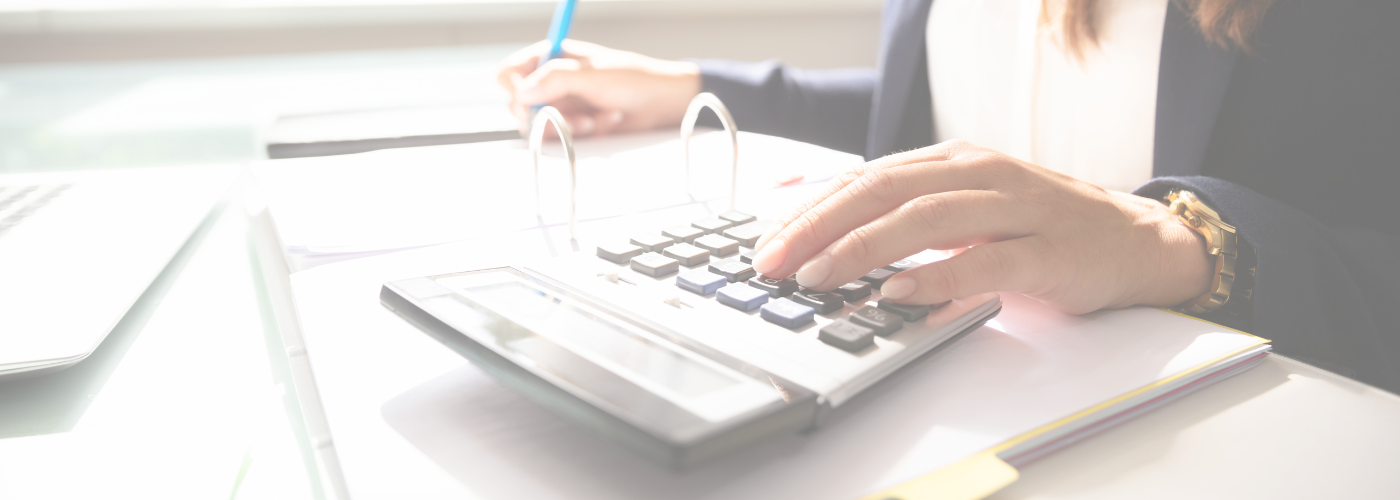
xmin=630 ymin=252 xmax=679 ymax=277
xmin=877 ymin=298 xmax=930 ymax=322
xmin=709 ymin=259 xmax=757 ymax=282
xmin=693 ymin=234 xmax=741 ymax=257
xmin=691 ymin=217 xmax=733 ymax=235
xmin=663 ymin=243 xmax=710 ymax=267
xmin=663 ymin=225 xmax=705 ymax=243
xmin=858 ymin=268 xmax=896 ymax=287
xmin=793 ymin=288 xmax=845 ymax=315
xmin=722 ymin=223 xmax=765 ymax=248
xmin=849 ymin=305 xmax=903 ymax=336
xmin=676 ymin=269 xmax=727 ymax=295
xmin=819 ymin=319 xmax=876 ymax=352
xmin=760 ymin=298 xmax=816 ymax=329
xmin=739 ymin=249 xmax=758 ymax=264
xmin=718 ymin=211 xmax=757 ymax=225
xmin=834 ymin=280 xmax=872 ymax=302
xmin=597 ymin=242 xmax=644 ymax=264
xmin=717 ymin=283 xmax=769 ymax=311
xmin=748 ymin=275 xmax=798 ymax=298
xmin=884 ymin=259 xmax=920 ymax=273
xmin=630 ymin=234 xmax=674 ymax=253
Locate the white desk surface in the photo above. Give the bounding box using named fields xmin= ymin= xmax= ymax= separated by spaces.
xmin=0 ymin=188 xmax=1395 ymax=499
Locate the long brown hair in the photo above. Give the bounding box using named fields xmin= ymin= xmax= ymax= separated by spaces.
xmin=1046 ymin=0 xmax=1276 ymax=57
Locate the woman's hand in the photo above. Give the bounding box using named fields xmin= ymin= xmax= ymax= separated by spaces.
xmin=750 ymin=140 xmax=1214 ymax=314
xmin=497 ymin=40 xmax=701 ymax=137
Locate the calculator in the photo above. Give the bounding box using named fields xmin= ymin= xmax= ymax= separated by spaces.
xmin=381 ymin=97 xmax=1000 ymax=469
xmin=380 ymin=210 xmax=1002 ymax=469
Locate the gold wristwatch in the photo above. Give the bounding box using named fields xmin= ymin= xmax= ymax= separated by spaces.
xmin=1165 ymin=190 xmax=1252 ymax=315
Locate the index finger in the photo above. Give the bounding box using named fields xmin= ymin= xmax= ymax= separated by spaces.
xmin=496 ymin=40 xmax=552 ymax=91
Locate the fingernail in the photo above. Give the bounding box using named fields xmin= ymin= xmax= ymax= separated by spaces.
xmin=752 ymin=238 xmax=786 ymax=275
xmin=795 ymin=254 xmax=832 ymax=289
xmin=881 ymin=275 xmax=916 ymax=300
xmin=754 ymin=224 xmax=783 ymax=251
xmin=604 ymin=110 xmax=623 ymax=126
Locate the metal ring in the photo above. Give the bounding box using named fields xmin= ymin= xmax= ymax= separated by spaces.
xmin=530 ymin=106 xmax=579 ymax=242
xmin=680 ymin=92 xmax=739 ymax=211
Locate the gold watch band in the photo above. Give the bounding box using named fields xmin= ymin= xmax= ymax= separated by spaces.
xmin=1166 ymin=190 xmax=1240 ymax=315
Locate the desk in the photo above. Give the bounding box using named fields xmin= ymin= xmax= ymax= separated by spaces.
xmin=1 ymin=50 xmax=1397 ymax=498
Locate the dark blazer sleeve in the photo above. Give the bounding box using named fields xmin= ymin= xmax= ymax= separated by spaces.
xmin=1135 ymin=176 xmax=1400 ymax=394
xmin=692 ymin=59 xmax=876 ymax=157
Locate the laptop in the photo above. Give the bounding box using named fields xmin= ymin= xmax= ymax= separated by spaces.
xmin=0 ymin=165 xmax=239 ymax=379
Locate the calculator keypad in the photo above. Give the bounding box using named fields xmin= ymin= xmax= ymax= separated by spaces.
xmin=722 ymin=222 xmax=767 ymax=248
xmin=793 ymin=288 xmax=845 ymax=315
xmin=834 ymin=280 xmax=872 ymax=302
xmin=819 ymin=320 xmax=875 ymax=352
xmin=663 ymin=225 xmax=705 ymax=243
xmin=630 ymin=234 xmax=675 ymax=253
xmin=859 ymin=268 xmax=896 ymax=287
xmin=630 ymin=252 xmax=679 ymax=277
xmin=663 ymin=243 xmax=710 ymax=266
xmin=709 ymin=259 xmax=757 ymax=283
xmin=877 ymin=298 xmax=930 ymax=322
xmin=677 ymin=269 xmax=727 ymax=295
xmin=583 ymin=212 xmax=986 ymax=363
xmin=719 ymin=211 xmax=757 ymax=225
xmin=694 ymin=234 xmax=741 ymax=257
xmin=717 ymin=283 xmax=769 ymax=312
xmin=691 ymin=217 xmax=733 ymax=235
xmin=598 ymin=242 xmax=644 ymax=264
xmin=760 ymin=298 xmax=816 ymax=329
xmin=849 ymin=305 xmax=903 ymax=336
xmin=748 ymin=275 xmax=798 ymax=298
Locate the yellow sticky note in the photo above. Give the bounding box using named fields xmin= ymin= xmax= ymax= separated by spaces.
xmin=860 ymin=452 xmax=1019 ymax=500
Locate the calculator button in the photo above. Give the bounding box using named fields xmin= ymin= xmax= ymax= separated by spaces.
xmin=708 ymin=259 xmax=757 ymax=282
xmin=676 ymin=269 xmax=727 ymax=295
xmin=739 ymin=249 xmax=758 ymax=264
xmin=691 ymin=217 xmax=733 ymax=234
xmin=819 ymin=319 xmax=876 ymax=352
xmin=597 ymin=242 xmax=644 ymax=264
xmin=663 ymin=243 xmax=710 ymax=266
xmin=717 ymin=283 xmax=769 ymax=312
xmin=722 ymin=223 xmax=765 ymax=248
xmin=760 ymin=298 xmax=816 ymax=329
xmin=630 ymin=252 xmax=679 ymax=277
xmin=877 ymin=298 xmax=930 ymax=322
xmin=663 ymin=225 xmax=705 ymax=243
xmin=884 ymin=259 xmax=920 ymax=273
xmin=793 ymin=288 xmax=845 ymax=314
xmin=834 ymin=280 xmax=872 ymax=302
xmin=693 ymin=234 xmax=741 ymax=257
xmin=849 ymin=305 xmax=903 ymax=336
xmin=630 ymin=234 xmax=674 ymax=253
xmin=858 ymin=268 xmax=896 ymax=287
xmin=748 ymin=275 xmax=798 ymax=298
xmin=718 ymin=211 xmax=757 ymax=225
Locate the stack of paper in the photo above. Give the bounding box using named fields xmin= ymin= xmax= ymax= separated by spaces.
xmin=251 ymin=129 xmax=863 ymax=271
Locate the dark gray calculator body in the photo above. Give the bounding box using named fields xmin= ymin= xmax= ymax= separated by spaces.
xmin=381 ymin=218 xmax=1001 ymax=469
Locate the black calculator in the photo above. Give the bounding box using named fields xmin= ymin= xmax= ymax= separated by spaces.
xmin=381 ymin=211 xmax=1001 ymax=469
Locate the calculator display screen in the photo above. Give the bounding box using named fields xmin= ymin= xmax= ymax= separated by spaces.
xmin=432 ymin=271 xmax=779 ymax=424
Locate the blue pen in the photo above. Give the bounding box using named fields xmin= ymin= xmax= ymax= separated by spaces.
xmin=530 ymin=0 xmax=579 ymax=115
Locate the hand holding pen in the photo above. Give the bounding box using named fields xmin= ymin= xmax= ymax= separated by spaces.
xmin=498 ymin=3 xmax=701 ymax=138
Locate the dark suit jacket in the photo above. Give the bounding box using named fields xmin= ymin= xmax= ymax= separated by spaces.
xmin=695 ymin=0 xmax=1400 ymax=393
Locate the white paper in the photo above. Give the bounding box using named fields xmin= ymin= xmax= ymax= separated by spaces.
xmin=252 ymin=130 xmax=861 ymax=267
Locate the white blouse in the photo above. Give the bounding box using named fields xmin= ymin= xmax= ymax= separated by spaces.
xmin=926 ymin=0 xmax=1169 ymax=192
